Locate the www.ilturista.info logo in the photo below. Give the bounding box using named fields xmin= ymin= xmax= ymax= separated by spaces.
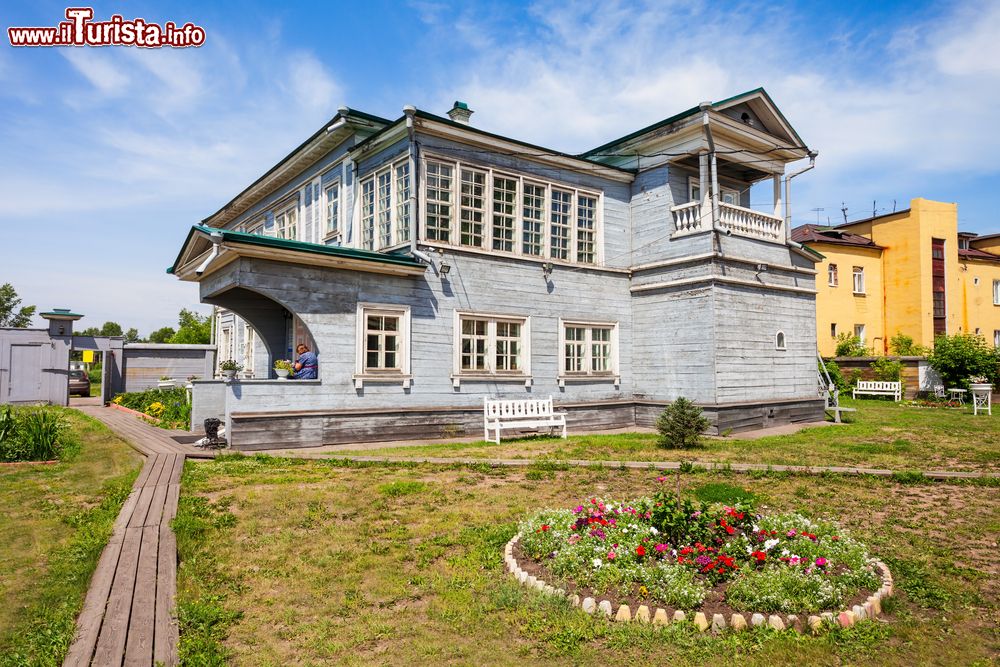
xmin=8 ymin=7 xmax=206 ymax=48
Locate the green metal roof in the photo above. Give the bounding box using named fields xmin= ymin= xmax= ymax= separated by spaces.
xmin=579 ymin=87 xmax=805 ymax=158
xmin=40 ymin=309 xmax=84 ymax=318
xmin=168 ymin=225 xmax=426 ymax=275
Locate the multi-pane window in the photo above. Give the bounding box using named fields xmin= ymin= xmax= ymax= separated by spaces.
xmin=492 ymin=175 xmax=517 ymax=252
xmin=550 ymin=189 xmax=572 ymax=260
xmin=576 ymin=195 xmax=597 ymax=264
xmin=424 ymin=158 xmax=600 ymax=264
xmin=828 ymin=263 xmax=838 ymax=287
xmin=364 ymin=312 xmax=400 ymax=371
xmin=852 ymin=266 xmax=865 ymax=294
xmin=994 ymin=279 xmax=1000 ymax=306
xmin=325 ymin=182 xmax=340 ymax=242
xmin=361 ymin=178 xmax=376 ymax=250
xmin=275 ymin=206 xmax=297 ymax=240
xmin=933 ymin=291 xmax=946 ymax=318
xmin=522 ymin=183 xmax=545 ymax=256
xmin=456 ymin=314 xmax=528 ymax=375
xmin=459 ymin=168 xmax=487 ymax=247
xmin=376 ymin=170 xmax=393 ymax=248
xmin=994 ymin=330 xmax=1000 ymax=349
xmin=425 ymin=161 xmax=454 ymax=242
xmin=561 ymin=323 xmax=616 ymax=376
xmin=854 ymin=324 xmax=866 ymax=343
xmin=395 ymin=162 xmax=411 ymax=244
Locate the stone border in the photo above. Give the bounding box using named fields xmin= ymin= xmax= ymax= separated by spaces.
xmin=503 ymin=534 xmax=893 ymax=633
xmin=108 ymin=402 xmax=162 ymax=424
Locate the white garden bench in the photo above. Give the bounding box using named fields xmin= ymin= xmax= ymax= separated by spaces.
xmin=483 ymin=396 xmax=567 ymax=444
xmin=852 ymin=380 xmax=901 ymax=401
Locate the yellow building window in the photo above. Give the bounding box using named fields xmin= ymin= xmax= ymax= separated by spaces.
xmin=852 ymin=267 xmax=865 ymax=295
xmin=828 ymin=264 xmax=838 ymax=287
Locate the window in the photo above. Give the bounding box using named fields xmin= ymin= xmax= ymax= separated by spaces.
xmin=994 ymin=330 xmax=1000 ymax=348
xmin=361 ymin=178 xmax=376 ymax=250
xmin=854 ymin=324 xmax=866 ymax=343
xmin=355 ymin=304 xmax=411 ymax=387
xmin=775 ymin=331 xmax=786 ymax=350
xmin=454 ymin=312 xmax=530 ymax=380
xmin=324 ymin=182 xmax=340 ymax=242
xmin=522 ymin=182 xmax=545 ymax=256
xmin=974 ymin=277 xmax=980 ymax=286
xmin=852 ymin=266 xmax=865 ymax=294
xmin=550 ymin=189 xmax=572 ymax=260
xmin=688 ymin=177 xmax=739 ymax=205
xmin=459 ymin=168 xmax=487 ymax=247
xmin=975 ymin=327 xmax=982 ymax=335
xmin=828 ymin=263 xmax=839 ymax=287
xmin=492 ymin=175 xmax=517 ymax=252
xmin=242 ymin=324 xmax=255 ymax=377
xmin=218 ymin=327 xmax=232 ymax=375
xmin=377 ymin=169 xmax=393 ymax=248
xmin=425 ymin=157 xmax=600 ymax=264
xmin=830 ymin=323 xmax=838 ymax=338
xmin=425 ymin=161 xmax=454 ymax=242
xmin=395 ymin=162 xmax=411 ymax=244
xmin=933 ymin=291 xmax=946 ymax=318
xmin=275 ymin=205 xmax=297 ymax=240
xmin=994 ymin=280 xmax=1000 ymax=306
xmin=561 ymin=322 xmax=618 ymax=379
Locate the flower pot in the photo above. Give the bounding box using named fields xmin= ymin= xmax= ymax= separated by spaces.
xmin=275 ymin=369 xmax=290 ymax=379
xmin=970 ymin=383 xmax=993 ymax=392
xmin=222 ymin=370 xmax=237 ymax=379
xmin=157 ymin=380 xmax=175 ymax=389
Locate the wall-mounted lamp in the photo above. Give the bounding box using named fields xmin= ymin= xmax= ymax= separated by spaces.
xmin=755 ymin=263 xmax=768 ymax=273
xmin=542 ymin=262 xmax=553 ymax=277
xmin=439 ymin=261 xmax=451 ymax=276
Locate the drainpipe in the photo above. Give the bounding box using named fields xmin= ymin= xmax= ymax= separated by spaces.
xmin=194 ymin=231 xmax=223 ymax=276
xmin=784 ymin=150 xmax=818 ymax=242
xmin=403 ymin=106 xmax=433 ymax=266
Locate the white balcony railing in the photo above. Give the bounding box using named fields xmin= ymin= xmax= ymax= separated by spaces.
xmin=670 ymin=200 xmax=785 ymax=244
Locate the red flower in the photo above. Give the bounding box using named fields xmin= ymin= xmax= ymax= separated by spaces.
xmin=636 ymin=545 xmax=647 ymax=557
xmin=751 ymin=551 xmax=767 ymax=562
xmin=539 ymin=524 xmax=550 ymax=532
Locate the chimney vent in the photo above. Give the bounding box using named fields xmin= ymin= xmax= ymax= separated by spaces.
xmin=447 ymin=101 xmax=473 ymax=124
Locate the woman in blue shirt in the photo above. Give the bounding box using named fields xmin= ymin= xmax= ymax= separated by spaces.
xmin=293 ymin=344 xmax=318 ymax=379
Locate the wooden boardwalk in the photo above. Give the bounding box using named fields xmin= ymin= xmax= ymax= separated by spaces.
xmin=64 ymin=407 xmax=215 ymax=667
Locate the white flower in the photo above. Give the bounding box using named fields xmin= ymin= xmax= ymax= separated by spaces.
xmin=764 ymin=538 xmax=779 ymax=551
xmin=592 ymin=558 xmax=602 ymax=568
xmin=649 ymin=526 xmax=659 ymax=535
xmin=780 ymin=548 xmax=790 ymax=557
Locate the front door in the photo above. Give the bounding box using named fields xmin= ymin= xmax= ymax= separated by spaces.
xmin=8 ymin=343 xmax=45 ymax=402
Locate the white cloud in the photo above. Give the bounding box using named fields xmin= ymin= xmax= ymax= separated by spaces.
xmin=62 ymin=49 xmax=130 ymax=95
xmin=285 ymin=52 xmax=342 ymax=114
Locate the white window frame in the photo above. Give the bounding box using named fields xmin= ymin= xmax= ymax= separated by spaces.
xmin=354 ymin=303 xmax=411 ymax=389
xmin=358 ymin=157 xmax=411 ymax=252
xmin=852 ymin=266 xmax=866 ymax=295
xmin=828 ymin=263 xmax=838 ymax=287
xmin=323 ymin=180 xmax=341 ymax=244
xmin=688 ymin=176 xmax=738 ymax=205
xmin=994 ymin=330 xmax=1000 ymax=348
xmin=420 ymin=154 xmax=603 ymax=266
xmin=274 ymin=202 xmax=298 ymax=240
xmin=775 ymin=330 xmax=786 ymax=351
xmin=854 ymin=323 xmax=866 ymax=343
xmin=218 ymin=326 xmax=233 ymax=376
xmin=558 ymin=319 xmax=620 ymax=387
xmin=242 ymin=323 xmax=255 ymax=378
xmin=994 ymin=279 xmax=1000 ymax=306
xmin=451 ymin=310 xmax=531 ymax=387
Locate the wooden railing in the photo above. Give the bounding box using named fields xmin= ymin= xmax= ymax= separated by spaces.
xmin=670 ymin=200 xmax=785 ymax=243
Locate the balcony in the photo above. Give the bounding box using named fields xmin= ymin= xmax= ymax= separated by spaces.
xmin=670 ymin=201 xmax=785 ymax=244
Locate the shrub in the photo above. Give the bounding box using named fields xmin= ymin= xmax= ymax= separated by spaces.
xmin=835 ymin=333 xmax=868 ymax=357
xmin=889 ymin=332 xmax=928 ymax=357
xmin=0 ymin=406 xmax=67 ymax=462
xmin=655 ymin=397 xmax=709 ymax=448
xmin=870 ymin=356 xmax=902 ymax=382
xmin=821 ymin=360 xmax=849 ymax=393
xmin=928 ymin=333 xmax=1000 ymax=390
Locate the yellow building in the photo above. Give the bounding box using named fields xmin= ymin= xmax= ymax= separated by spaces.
xmin=792 ymin=198 xmax=1000 ymax=356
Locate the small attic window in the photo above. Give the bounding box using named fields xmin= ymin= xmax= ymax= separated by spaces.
xmin=775 ymin=331 xmax=786 ymax=351
xmin=740 ymin=112 xmax=754 ymax=127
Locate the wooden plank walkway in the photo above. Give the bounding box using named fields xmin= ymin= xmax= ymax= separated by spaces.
xmin=64 ymin=407 xmax=215 ymax=667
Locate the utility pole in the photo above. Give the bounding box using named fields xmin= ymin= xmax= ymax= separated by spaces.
xmin=841 ymin=202 xmax=848 ymax=224
xmin=810 ymin=207 xmax=825 ymax=225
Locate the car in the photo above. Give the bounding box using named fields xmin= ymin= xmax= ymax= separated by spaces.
xmin=69 ymin=369 xmax=91 ymax=397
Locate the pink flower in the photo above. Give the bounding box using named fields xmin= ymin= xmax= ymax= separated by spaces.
xmin=568 ymin=534 xmax=581 ymax=545
xmin=654 ymin=543 xmax=669 ymax=553
xmin=657 ymin=476 xmax=667 ymax=483
xmin=787 ymin=530 xmax=797 ymax=538
xmin=815 ymin=557 xmax=828 ymax=568
xmin=607 ymin=551 xmax=617 ymax=560
xmin=573 ymin=505 xmax=584 ymax=514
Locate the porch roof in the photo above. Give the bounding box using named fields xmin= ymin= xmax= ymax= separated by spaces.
xmin=168 ymin=225 xmax=427 ymax=280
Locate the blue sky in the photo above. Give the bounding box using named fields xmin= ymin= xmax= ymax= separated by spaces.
xmin=2 ymin=0 xmax=999 ymax=333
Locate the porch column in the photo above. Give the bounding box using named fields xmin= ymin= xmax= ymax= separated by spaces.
xmin=699 ymin=152 xmax=709 ymax=223
xmin=772 ymin=173 xmax=783 ymax=219
xmin=710 ymin=152 xmax=720 ymax=227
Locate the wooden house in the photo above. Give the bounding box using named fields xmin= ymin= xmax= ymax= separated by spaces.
xmin=170 ymin=89 xmax=825 ymax=449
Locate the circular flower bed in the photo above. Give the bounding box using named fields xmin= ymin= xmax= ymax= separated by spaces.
xmin=508 ymin=480 xmax=891 ymax=631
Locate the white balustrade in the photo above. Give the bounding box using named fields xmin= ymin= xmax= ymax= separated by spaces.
xmin=670 ymin=200 xmax=785 ymax=244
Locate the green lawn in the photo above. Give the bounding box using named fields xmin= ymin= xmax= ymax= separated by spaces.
xmin=0 ymin=409 xmax=142 ymax=666
xmin=175 ymin=455 xmax=999 ymax=666
xmin=333 ymin=399 xmax=1000 ymax=473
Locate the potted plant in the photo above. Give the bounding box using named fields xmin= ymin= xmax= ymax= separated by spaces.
xmin=969 ymin=376 xmax=993 ymax=391
xmin=157 ymin=375 xmax=175 ymax=389
xmin=220 ymin=360 xmax=243 ymax=379
xmin=273 ymin=359 xmax=294 ymax=379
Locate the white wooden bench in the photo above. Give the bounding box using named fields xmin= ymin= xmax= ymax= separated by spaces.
xmin=852 ymin=380 xmax=901 ymax=401
xmin=483 ymin=396 xmax=567 ymax=444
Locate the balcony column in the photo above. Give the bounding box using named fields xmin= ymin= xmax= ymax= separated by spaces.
xmin=710 ymin=152 xmax=720 ymax=228
xmin=699 ymin=151 xmax=709 ymax=224
xmin=772 ymin=173 xmax=783 ymax=219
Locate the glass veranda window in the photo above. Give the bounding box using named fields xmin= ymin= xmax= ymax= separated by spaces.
xmin=550 ymin=189 xmax=572 ymax=260
xmin=522 ymin=183 xmax=545 ymax=256
xmin=460 ymin=168 xmax=486 ymax=247
xmin=492 ymin=175 xmax=517 ymax=252
xmin=325 ymin=183 xmax=340 ymax=241
xmin=361 ymin=177 xmax=376 ymax=250
xmin=395 ymin=162 xmax=411 ymax=244
xmin=425 ymin=161 xmax=453 ymax=242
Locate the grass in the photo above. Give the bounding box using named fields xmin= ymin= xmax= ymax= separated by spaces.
xmin=174 ymin=455 xmax=1000 ymax=666
xmin=333 ymin=398 xmax=1000 ymax=473
xmin=89 ymin=381 xmax=102 ymax=398
xmin=0 ymin=408 xmax=142 ymax=666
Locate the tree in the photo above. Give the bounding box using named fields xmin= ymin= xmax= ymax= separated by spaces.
xmin=0 ymin=283 xmax=36 ymax=328
xmin=76 ymin=326 xmax=101 ymax=337
xmin=124 ymin=327 xmax=142 ymax=343
xmin=170 ymin=309 xmax=211 ymax=344
xmin=928 ymin=333 xmax=1000 ymax=390
xmin=655 ymin=397 xmax=710 ymax=449
xmin=835 ymin=333 xmax=868 ymax=357
xmin=99 ymin=321 xmax=123 ymax=337
xmin=148 ymin=326 xmax=176 ymax=344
